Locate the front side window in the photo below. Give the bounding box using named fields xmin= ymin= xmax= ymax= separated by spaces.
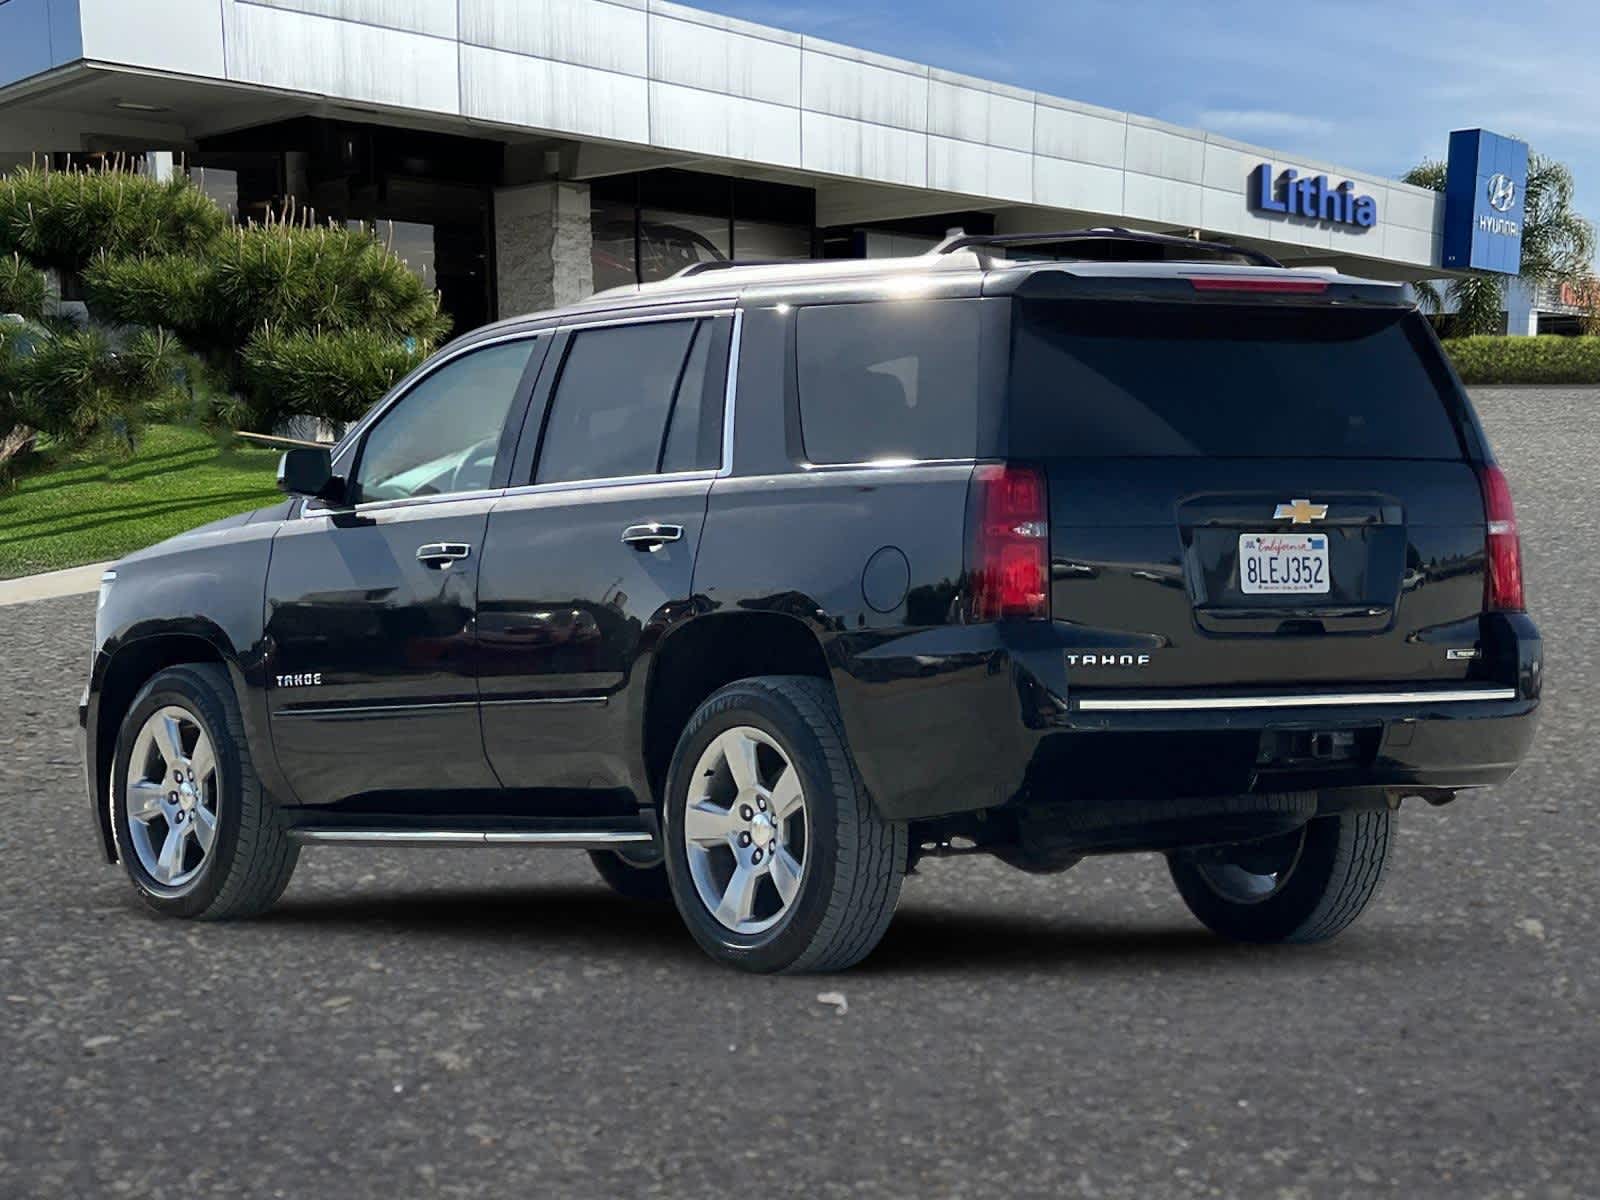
xmin=535 ymin=319 xmax=723 ymax=484
xmin=796 ymin=300 xmax=982 ymax=465
xmin=351 ymin=339 xmax=536 ymax=503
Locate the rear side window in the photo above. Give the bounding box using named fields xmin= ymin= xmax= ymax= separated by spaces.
xmin=1009 ymin=302 xmax=1464 ymax=459
xmin=796 ymin=299 xmax=981 ymax=464
xmin=536 ymin=318 xmax=723 ymax=484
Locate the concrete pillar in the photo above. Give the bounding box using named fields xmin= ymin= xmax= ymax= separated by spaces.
xmin=1504 ymin=277 xmax=1539 ymax=336
xmin=493 ymin=181 xmax=594 ymax=318
xmin=144 ymin=150 xmax=174 ymax=182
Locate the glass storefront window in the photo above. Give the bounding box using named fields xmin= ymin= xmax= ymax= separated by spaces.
xmin=190 ymin=167 xmax=239 ymax=221
xmin=589 ymin=170 xmax=816 ymax=289
xmin=591 ymin=199 xmax=638 ymax=292
xmin=384 ymin=220 xmax=438 ymax=292
xmin=638 ymin=209 xmax=730 ymax=282
xmin=734 ymin=220 xmax=811 ymax=261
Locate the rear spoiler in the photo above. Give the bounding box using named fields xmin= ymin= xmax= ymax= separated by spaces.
xmin=990 ymin=266 xmax=1410 ymax=309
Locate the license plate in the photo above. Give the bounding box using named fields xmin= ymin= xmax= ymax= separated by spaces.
xmin=1238 ymin=533 xmax=1329 ymax=595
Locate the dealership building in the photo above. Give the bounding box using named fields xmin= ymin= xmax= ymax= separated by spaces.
xmin=0 ymin=0 xmax=1545 ymax=333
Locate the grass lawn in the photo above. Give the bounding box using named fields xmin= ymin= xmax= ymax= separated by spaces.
xmin=0 ymin=425 xmax=284 ymax=579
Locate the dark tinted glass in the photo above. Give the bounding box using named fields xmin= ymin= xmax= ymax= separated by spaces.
xmin=353 ymin=339 xmax=534 ymax=503
xmin=660 ymin=321 xmax=724 ymax=473
xmin=1009 ymin=302 xmax=1463 ymax=459
xmin=537 ymin=321 xmax=697 ymax=484
xmin=796 ymin=300 xmax=981 ymax=464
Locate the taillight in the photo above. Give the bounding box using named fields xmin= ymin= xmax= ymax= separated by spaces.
xmin=965 ymin=463 xmax=1049 ymax=621
xmin=1478 ymin=463 xmax=1525 ymax=612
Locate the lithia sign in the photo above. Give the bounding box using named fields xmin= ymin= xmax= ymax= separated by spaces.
xmin=1249 ymin=163 xmax=1378 ymax=229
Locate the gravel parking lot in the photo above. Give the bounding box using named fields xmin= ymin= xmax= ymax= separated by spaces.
xmin=0 ymin=387 xmax=1594 ymax=1199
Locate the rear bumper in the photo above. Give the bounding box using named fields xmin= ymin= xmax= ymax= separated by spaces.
xmin=836 ymin=614 xmax=1541 ymax=822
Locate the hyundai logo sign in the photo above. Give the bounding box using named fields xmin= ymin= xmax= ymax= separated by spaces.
xmin=1442 ymin=129 xmax=1527 ymax=275
xmin=1250 ymin=164 xmax=1378 ymax=229
xmin=1487 ymin=173 xmax=1517 ymax=213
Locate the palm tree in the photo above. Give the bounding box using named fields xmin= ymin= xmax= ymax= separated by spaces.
xmin=1402 ymin=152 xmax=1596 ymax=335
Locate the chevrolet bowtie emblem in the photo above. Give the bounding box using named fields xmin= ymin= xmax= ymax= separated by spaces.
xmin=1274 ymin=498 xmax=1328 ymax=524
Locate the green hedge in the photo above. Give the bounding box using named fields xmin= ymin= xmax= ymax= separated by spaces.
xmin=1443 ymin=336 xmax=1600 ymax=385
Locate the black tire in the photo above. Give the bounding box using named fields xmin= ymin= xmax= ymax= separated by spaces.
xmin=1167 ymin=809 xmax=1395 ymax=945
xmin=662 ymin=676 xmax=907 ymax=973
xmin=588 ymin=848 xmax=673 ymax=902
xmin=110 ymin=663 xmax=299 ymax=920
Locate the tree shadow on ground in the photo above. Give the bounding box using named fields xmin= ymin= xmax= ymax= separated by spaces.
xmin=8 ymin=445 xmax=211 ymax=495
xmin=0 ymin=489 xmax=271 ymax=544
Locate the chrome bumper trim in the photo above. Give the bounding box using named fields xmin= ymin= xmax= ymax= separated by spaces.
xmin=1076 ymin=687 xmax=1520 ymax=713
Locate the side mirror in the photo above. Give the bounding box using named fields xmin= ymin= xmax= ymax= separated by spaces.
xmin=277 ymin=447 xmax=346 ymax=504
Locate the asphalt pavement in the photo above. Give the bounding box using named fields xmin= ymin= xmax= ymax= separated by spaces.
xmin=0 ymin=387 xmax=1594 ymax=1199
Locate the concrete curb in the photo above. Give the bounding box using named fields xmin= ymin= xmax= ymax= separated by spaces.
xmin=0 ymin=561 xmax=112 ymax=607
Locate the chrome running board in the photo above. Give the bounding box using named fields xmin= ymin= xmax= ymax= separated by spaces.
xmin=288 ymin=829 xmax=655 ymax=848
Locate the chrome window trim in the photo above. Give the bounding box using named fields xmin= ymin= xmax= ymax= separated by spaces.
xmin=557 ymin=308 xmax=737 ymax=333
xmin=498 ymin=469 xmax=718 ymax=504
xmin=1075 ymin=687 xmax=1519 ymax=713
xmin=718 ymin=308 xmax=742 ymax=479
xmin=303 ymin=308 xmax=742 ymax=519
xmin=300 ymin=487 xmax=505 ymax=521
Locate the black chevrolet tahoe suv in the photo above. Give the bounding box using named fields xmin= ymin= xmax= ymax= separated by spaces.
xmin=80 ymin=229 xmax=1541 ymax=973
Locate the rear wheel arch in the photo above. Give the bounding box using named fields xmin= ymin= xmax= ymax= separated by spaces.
xmin=641 ymin=612 xmax=832 ymax=808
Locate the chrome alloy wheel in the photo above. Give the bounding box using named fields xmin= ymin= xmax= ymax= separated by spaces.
xmin=124 ymin=706 xmax=219 ymax=891
xmin=1189 ymin=826 xmax=1309 ymax=905
xmin=683 ymin=726 xmax=808 ymax=935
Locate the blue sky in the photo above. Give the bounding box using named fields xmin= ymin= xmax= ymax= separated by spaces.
xmin=694 ymin=0 xmax=1599 ymax=222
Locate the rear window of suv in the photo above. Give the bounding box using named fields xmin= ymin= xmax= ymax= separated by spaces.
xmin=1009 ymin=301 xmax=1464 ymax=459
xmin=796 ymin=299 xmax=981 ymax=464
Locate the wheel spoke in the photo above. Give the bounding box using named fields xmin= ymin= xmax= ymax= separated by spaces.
xmin=715 ymin=864 xmax=761 ymax=927
xmin=684 ymin=800 xmax=737 ymax=846
xmin=152 ymin=714 xmax=186 ymax=771
xmin=769 ymin=766 xmax=803 ymax=822
xmin=188 ymin=736 xmax=216 ymax=789
xmin=769 ymin=846 xmax=802 ymax=906
xmin=720 ymin=730 xmax=762 ymax=793
xmin=190 ymin=805 xmax=217 ymax=854
xmin=156 ymin=825 xmax=187 ymax=883
xmin=127 ymin=781 xmax=168 ymax=824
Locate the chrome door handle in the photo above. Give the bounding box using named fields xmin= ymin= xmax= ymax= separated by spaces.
xmin=416 ymin=542 xmax=472 ymax=568
xmin=621 ymin=523 xmax=684 ymax=551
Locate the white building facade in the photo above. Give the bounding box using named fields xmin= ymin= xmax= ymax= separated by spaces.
xmin=0 ymin=0 xmax=1539 ymax=333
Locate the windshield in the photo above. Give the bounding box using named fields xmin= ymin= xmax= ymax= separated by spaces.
xmin=1008 ymin=301 xmax=1465 ymax=460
